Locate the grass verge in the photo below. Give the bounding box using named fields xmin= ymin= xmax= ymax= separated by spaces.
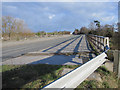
xmin=2 ymin=64 xmax=79 ymax=88
xmin=76 ymin=66 xmax=119 ymax=89
xmin=106 ymin=50 xmax=114 ymax=62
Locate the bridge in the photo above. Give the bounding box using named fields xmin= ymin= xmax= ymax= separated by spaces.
xmin=39 ymin=34 xmax=109 ymax=89
xmin=2 ymin=34 xmax=110 ymax=88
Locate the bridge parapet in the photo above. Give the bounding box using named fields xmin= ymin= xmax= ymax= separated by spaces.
xmin=87 ymin=35 xmax=109 ymax=52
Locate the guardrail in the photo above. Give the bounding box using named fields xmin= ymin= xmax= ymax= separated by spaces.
xmin=43 ymin=52 xmax=107 ymax=89
xmin=87 ymin=35 xmax=109 ymax=52
xmin=42 ymin=35 xmax=110 ymax=89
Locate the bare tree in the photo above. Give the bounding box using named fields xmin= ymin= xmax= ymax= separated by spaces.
xmin=2 ymin=16 xmax=34 ymax=40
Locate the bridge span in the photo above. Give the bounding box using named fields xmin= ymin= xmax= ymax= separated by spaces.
xmin=3 ymin=35 xmax=95 ymax=65
xmin=2 ymin=34 xmax=110 ymax=89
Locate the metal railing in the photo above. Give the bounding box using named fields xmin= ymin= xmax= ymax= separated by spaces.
xmin=87 ymin=34 xmax=109 ymax=52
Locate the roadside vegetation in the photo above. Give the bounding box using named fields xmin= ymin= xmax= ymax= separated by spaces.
xmin=2 ymin=16 xmax=35 ymax=41
xmin=2 ymin=15 xmax=120 ymax=89
xmin=3 ymin=64 xmax=118 ymax=89
xmin=2 ymin=64 xmax=80 ymax=88
xmin=73 ymin=20 xmax=120 ymax=50
xmin=36 ymin=31 xmax=70 ymax=37
xmin=76 ymin=66 xmax=118 ymax=89
xmin=73 ymin=21 xmax=120 ymax=88
xmin=73 ymin=20 xmax=120 ymax=62
xmin=2 ymin=16 xmax=71 ymax=41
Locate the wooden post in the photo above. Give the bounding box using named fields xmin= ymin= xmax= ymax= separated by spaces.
xmin=113 ymin=50 xmax=120 ymax=78
xmin=118 ymin=51 xmax=120 ymax=78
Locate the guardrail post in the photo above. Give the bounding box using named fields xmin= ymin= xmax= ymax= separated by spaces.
xmin=106 ymin=37 xmax=109 ymax=48
xmin=113 ymin=50 xmax=120 ymax=78
xmin=103 ymin=37 xmax=109 ymax=51
xmin=105 ymin=37 xmax=109 ymax=46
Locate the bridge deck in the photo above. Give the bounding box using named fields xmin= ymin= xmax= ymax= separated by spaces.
xmin=2 ymin=35 xmax=95 ymax=65
xmin=28 ymin=35 xmax=92 ymax=54
xmin=43 ymin=35 xmax=91 ymax=53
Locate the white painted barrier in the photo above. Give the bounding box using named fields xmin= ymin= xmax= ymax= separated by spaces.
xmin=43 ymin=52 xmax=107 ymax=89
xmin=87 ymin=35 xmax=109 ymax=51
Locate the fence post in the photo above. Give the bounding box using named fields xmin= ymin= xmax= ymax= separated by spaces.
xmin=102 ymin=38 xmax=104 ymax=51
xmin=106 ymin=37 xmax=109 ymax=48
xmin=113 ymin=50 xmax=120 ymax=78
xmin=103 ymin=38 xmax=104 ymax=51
xmin=118 ymin=51 xmax=120 ymax=78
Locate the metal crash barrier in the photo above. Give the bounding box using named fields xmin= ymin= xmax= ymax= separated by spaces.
xmin=42 ymin=35 xmax=110 ymax=89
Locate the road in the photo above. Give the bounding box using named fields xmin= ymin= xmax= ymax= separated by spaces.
xmin=2 ymin=35 xmax=95 ymax=65
xmin=2 ymin=35 xmax=79 ymax=61
xmin=40 ymin=35 xmax=91 ymax=53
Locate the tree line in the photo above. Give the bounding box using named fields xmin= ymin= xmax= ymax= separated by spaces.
xmin=73 ymin=20 xmax=120 ymax=50
xmin=73 ymin=20 xmax=114 ymax=38
xmin=36 ymin=31 xmax=70 ymax=37
xmin=2 ymin=16 xmax=71 ymax=41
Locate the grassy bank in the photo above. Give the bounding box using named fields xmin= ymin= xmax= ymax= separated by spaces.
xmin=2 ymin=64 xmax=79 ymax=88
xmin=76 ymin=66 xmax=119 ymax=89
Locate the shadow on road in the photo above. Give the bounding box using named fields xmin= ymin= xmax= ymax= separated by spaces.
xmin=29 ymin=36 xmax=83 ymax=65
xmin=42 ymin=35 xmax=80 ymax=52
xmin=30 ymin=55 xmax=82 ymax=65
xmin=73 ymin=36 xmax=83 ymax=52
xmin=56 ymin=36 xmax=81 ymax=53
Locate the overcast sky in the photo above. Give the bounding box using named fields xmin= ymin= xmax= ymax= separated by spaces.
xmin=2 ymin=2 xmax=118 ymax=32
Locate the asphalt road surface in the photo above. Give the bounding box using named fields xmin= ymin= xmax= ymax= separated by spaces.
xmin=2 ymin=35 xmax=80 ymax=61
